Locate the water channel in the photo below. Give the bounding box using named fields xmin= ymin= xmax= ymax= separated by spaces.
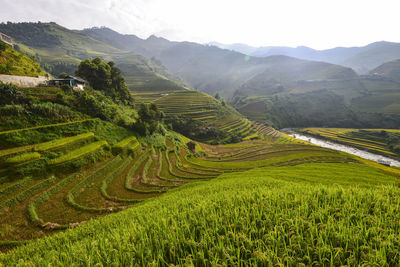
xmin=284 ymin=130 xmax=400 ymax=167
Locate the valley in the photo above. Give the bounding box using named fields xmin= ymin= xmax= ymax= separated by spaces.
xmin=0 ymin=16 xmax=400 ymax=266
xmin=287 ymin=129 xmax=400 ymax=167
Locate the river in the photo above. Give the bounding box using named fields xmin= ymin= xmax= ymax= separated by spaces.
xmin=284 ymin=130 xmax=400 ymax=167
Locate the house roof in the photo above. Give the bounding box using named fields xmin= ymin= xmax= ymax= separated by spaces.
xmin=50 ymin=76 xmax=88 ymax=84
xmin=66 ymin=75 xmax=88 ymax=84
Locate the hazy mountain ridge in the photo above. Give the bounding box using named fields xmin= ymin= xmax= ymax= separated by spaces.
xmin=369 ymin=59 xmax=400 ymax=83
xmin=0 ymin=22 xmax=187 ymax=92
xmin=77 ymin=27 xmax=400 ymax=128
xmin=2 ymin=23 xmax=400 ymax=129
xmin=210 ymin=41 xmax=400 ymax=74
xmin=81 ymin=27 xmax=358 ymax=97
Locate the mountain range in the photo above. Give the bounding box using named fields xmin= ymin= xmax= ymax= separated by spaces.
xmin=0 ymin=22 xmax=187 ymax=93
xmin=209 ymin=41 xmax=400 ymax=74
xmin=1 ymin=22 xmax=400 ymax=128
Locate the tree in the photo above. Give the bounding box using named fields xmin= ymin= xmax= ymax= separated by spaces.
xmin=214 ymin=92 xmax=221 ymax=100
xmin=0 ymin=82 xmax=25 ymax=105
xmin=108 ymin=61 xmax=133 ymax=104
xmin=187 ymin=141 xmax=196 ymax=152
xmin=75 ymin=58 xmax=133 ymax=105
xmin=0 ymin=41 xmax=7 ymax=51
xmin=58 ymin=72 xmax=68 ymax=78
xmin=60 ymin=84 xmax=72 ymax=94
xmin=75 ymin=58 xmax=111 ymax=93
xmin=135 ymin=103 xmax=165 ymax=135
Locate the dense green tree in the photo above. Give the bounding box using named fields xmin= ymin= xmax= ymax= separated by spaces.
xmin=166 ymin=114 xmax=227 ymax=142
xmin=75 ymin=58 xmax=133 ymax=105
xmin=58 ymin=72 xmax=68 ymax=78
xmin=0 ymin=82 xmax=26 ymax=105
xmin=0 ymin=41 xmax=6 ymax=51
xmin=135 ymin=103 xmax=165 ymax=135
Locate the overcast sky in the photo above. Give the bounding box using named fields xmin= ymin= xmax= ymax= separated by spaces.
xmin=1 ymin=0 xmax=399 ymax=49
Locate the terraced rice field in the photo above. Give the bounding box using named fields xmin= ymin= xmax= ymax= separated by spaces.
xmin=0 ymin=121 xmax=365 ymax=252
xmin=301 ymin=128 xmax=400 ymax=159
xmin=131 ymin=91 xmax=181 ymax=103
xmin=253 ymin=122 xmax=282 ymax=142
xmin=154 ymin=90 xmax=257 ymax=142
xmin=3 ymin=154 xmax=400 ymax=265
xmin=18 ymin=87 xmax=62 ymax=100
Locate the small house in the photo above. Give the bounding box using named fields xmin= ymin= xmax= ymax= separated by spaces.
xmin=48 ymin=75 xmax=88 ymax=91
xmin=0 ymin=32 xmax=14 ymax=46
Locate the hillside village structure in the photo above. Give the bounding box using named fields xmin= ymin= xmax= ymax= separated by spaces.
xmin=48 ymin=75 xmax=88 ymax=91
xmin=0 ymin=32 xmax=14 ymax=46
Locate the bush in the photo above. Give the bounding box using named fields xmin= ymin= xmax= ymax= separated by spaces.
xmin=0 ymin=105 xmax=24 ymax=116
xmin=0 ymin=40 xmax=7 ymax=51
xmin=0 ymin=82 xmax=25 ymax=106
xmin=60 ymin=84 xmax=73 ymax=94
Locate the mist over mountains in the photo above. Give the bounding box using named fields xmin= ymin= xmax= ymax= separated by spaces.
xmin=80 ymin=26 xmax=400 ymax=128
xmin=209 ymin=41 xmax=400 ymax=74
xmin=1 ymin=22 xmax=400 ymax=128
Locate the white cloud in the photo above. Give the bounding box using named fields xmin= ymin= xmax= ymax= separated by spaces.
xmin=0 ymin=0 xmax=399 ymax=49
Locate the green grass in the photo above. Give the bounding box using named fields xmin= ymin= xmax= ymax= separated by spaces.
xmin=0 ymin=22 xmax=187 ymax=92
xmin=1 ymin=163 xmax=399 ymax=265
xmin=0 ymin=144 xmax=35 ymax=158
xmin=112 ymin=136 xmax=138 ymax=155
xmin=34 ymin=133 xmax=94 ymax=152
xmin=0 ymin=177 xmax=56 ymax=210
xmin=4 ymin=152 xmax=41 ymax=164
xmin=0 ymin=119 xmax=95 ymax=135
xmin=27 ymin=173 xmax=78 ymax=227
xmin=0 ymin=120 xmax=399 ymax=265
xmin=65 ymin=156 xmax=122 ymax=213
xmin=155 ymin=90 xmax=256 ymax=143
xmin=0 ymin=41 xmax=46 ymax=77
xmin=48 ymin=141 xmax=108 ymax=165
xmin=189 ymin=150 xmax=350 ymax=170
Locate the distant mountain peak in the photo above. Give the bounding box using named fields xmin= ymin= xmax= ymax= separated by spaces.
xmin=146 ymin=34 xmax=168 ymax=41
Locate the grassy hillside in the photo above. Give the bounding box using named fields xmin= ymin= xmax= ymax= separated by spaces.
xmin=233 ymin=74 xmax=400 ymax=128
xmin=216 ymin=41 xmax=400 ymax=74
xmin=0 ymin=22 xmax=186 ymax=92
xmin=154 ymin=90 xmax=257 ymax=143
xmin=369 ymin=59 xmax=400 ymax=83
xmin=0 ymin=41 xmax=46 ymax=77
xmin=80 ymin=27 xmax=400 ymax=129
xmin=2 ymin=24 xmax=399 ymax=130
xmin=1 ymin=72 xmax=400 ymax=265
xmin=1 ymin=161 xmax=400 ymax=265
xmin=342 ymin=41 xmax=400 ymax=73
xmin=80 ymin=27 xmax=357 ymax=97
xmin=0 ymin=103 xmax=363 ymax=252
